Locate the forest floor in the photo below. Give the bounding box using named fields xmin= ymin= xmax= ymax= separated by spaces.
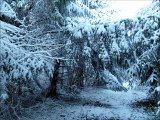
xmin=21 ymin=87 xmax=156 ymax=120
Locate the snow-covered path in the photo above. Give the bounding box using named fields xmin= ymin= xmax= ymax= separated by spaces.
xmin=79 ymin=87 xmax=153 ymax=119
xmin=21 ymin=87 xmax=155 ymax=120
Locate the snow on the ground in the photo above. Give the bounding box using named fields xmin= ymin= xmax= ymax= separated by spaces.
xmin=20 ymin=87 xmax=155 ymax=120
xmin=79 ymin=87 xmax=153 ymax=119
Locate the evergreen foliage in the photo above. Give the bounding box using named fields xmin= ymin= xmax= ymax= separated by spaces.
xmin=0 ymin=0 xmax=159 ymax=119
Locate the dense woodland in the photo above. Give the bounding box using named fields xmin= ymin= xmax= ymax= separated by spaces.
xmin=0 ymin=0 xmax=160 ymax=120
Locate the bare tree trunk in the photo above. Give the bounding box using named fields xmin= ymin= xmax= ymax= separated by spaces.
xmin=46 ymin=60 xmax=60 ymax=97
xmin=0 ymin=15 xmax=22 ymax=27
xmin=91 ymin=50 xmax=104 ymax=86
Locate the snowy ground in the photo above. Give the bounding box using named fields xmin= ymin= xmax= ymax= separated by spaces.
xmin=19 ymin=87 xmax=156 ymax=120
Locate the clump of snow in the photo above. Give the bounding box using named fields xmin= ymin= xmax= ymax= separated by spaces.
xmin=155 ymin=86 xmax=160 ymax=92
xmin=108 ymin=22 xmax=115 ymax=32
xmin=73 ymin=30 xmax=82 ymax=39
xmin=82 ymin=22 xmax=93 ymax=36
xmin=96 ymin=25 xmax=106 ymax=34
xmin=123 ymin=82 xmax=130 ymax=89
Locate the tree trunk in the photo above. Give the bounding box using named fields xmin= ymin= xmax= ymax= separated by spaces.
xmin=91 ymin=50 xmax=104 ymax=86
xmin=46 ymin=60 xmax=60 ymax=97
xmin=0 ymin=15 xmax=22 ymax=27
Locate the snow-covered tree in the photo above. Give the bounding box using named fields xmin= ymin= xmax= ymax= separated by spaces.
xmin=1 ymin=0 xmax=160 ymax=119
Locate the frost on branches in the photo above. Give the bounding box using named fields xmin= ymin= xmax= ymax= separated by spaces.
xmin=0 ymin=0 xmax=160 ymax=119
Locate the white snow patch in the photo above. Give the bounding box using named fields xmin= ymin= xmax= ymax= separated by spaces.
xmin=73 ymin=30 xmax=82 ymax=39
xmin=155 ymin=86 xmax=160 ymax=92
xmin=97 ymin=25 xmax=106 ymax=34
xmin=123 ymin=82 xmax=130 ymax=89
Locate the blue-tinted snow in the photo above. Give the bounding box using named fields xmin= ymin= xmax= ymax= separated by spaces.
xmin=21 ymin=87 xmax=154 ymax=120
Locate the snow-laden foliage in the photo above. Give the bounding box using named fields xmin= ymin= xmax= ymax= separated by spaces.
xmin=1 ymin=0 xmax=160 ymax=119
xmin=0 ymin=23 xmax=54 ymax=103
xmin=64 ymin=0 xmax=159 ymax=89
xmin=127 ymin=6 xmax=160 ymax=113
xmin=138 ymin=0 xmax=160 ymax=18
xmin=0 ymin=0 xmax=17 ymax=18
xmin=96 ymin=25 xmax=106 ymax=35
xmin=110 ymin=40 xmax=121 ymax=58
xmin=102 ymin=70 xmax=124 ymax=91
xmin=98 ymin=39 xmax=110 ymax=63
xmin=67 ymin=1 xmax=86 ymax=16
xmin=0 ymin=1 xmax=57 ymax=118
xmin=0 ymin=41 xmax=54 ymax=120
